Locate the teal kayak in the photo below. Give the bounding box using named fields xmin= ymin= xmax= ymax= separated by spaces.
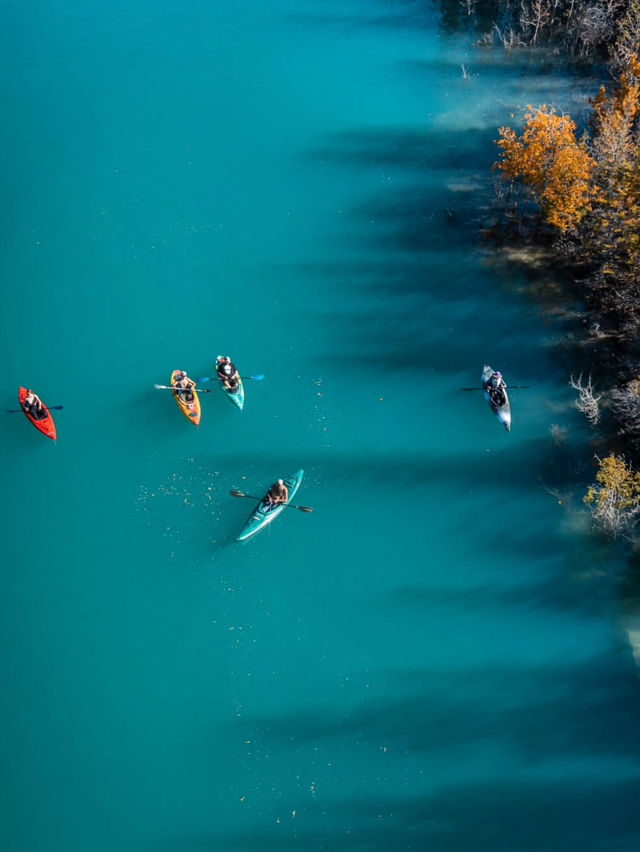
xmin=236 ymin=469 xmax=304 ymax=541
xmin=216 ymin=356 xmax=244 ymax=411
xmin=227 ymin=375 xmax=244 ymax=410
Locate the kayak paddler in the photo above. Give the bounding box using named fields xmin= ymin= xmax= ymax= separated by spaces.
xmin=266 ymin=479 xmax=289 ymax=508
xmin=174 ymin=370 xmax=197 ymax=402
xmin=216 ymin=356 xmax=240 ymax=393
xmin=22 ymin=389 xmax=44 ymax=417
xmin=488 ymin=370 xmax=507 ymax=405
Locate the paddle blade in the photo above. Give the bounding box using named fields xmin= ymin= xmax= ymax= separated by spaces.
xmin=296 ymin=505 xmax=314 ymax=513
xmin=230 ymin=490 xmax=247 ymax=498
xmin=248 ymin=374 xmax=264 ymax=381
xmin=195 ymin=376 xmax=212 ymax=383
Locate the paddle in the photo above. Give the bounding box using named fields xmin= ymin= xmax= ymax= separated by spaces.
xmin=229 ymin=489 xmax=314 ymax=513
xmin=6 ymin=405 xmax=64 ymax=413
xmin=153 ymin=384 xmax=215 ymax=393
xmin=461 ymin=385 xmax=531 ymax=391
xmin=196 ymin=374 xmax=264 ymax=383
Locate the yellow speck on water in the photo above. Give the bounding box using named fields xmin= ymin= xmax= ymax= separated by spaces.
xmin=558 ymin=500 xmax=563 ymax=505
xmin=379 ymin=397 xmax=384 ymax=402
xmin=240 ymin=796 xmax=245 ymax=803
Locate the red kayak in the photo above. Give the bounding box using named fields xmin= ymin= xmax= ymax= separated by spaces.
xmin=19 ymin=387 xmax=57 ymax=441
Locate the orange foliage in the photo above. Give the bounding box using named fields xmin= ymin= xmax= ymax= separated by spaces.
xmin=592 ymin=55 xmax=640 ymax=129
xmin=591 ymin=57 xmax=640 ymax=167
xmin=496 ymin=105 xmax=595 ymax=232
xmin=588 ymin=56 xmax=640 ymax=263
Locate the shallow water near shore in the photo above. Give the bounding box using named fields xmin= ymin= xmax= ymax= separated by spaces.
xmin=1 ymin=1 xmax=640 ymax=850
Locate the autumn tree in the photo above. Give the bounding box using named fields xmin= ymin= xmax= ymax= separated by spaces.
xmin=494 ymin=61 xmax=640 ymax=269
xmin=495 ymin=105 xmax=595 ymax=232
xmin=584 ymin=57 xmax=640 ymax=266
xmin=610 ymin=0 xmax=640 ymax=73
xmin=584 ymin=454 xmax=640 ymax=537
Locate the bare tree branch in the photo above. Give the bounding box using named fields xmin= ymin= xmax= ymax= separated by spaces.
xmin=569 ymin=373 xmax=602 ymax=425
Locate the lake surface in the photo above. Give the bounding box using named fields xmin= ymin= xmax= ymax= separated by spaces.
xmin=1 ymin=1 xmax=639 ymax=850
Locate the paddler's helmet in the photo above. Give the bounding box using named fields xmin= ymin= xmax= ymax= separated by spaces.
xmin=495 ymin=371 xmax=502 ymax=378
xmin=177 ymin=370 xmax=186 ymax=378
xmin=278 ymin=479 xmax=284 ymax=485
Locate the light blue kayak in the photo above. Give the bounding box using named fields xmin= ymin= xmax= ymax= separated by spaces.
xmin=236 ymin=469 xmax=304 ymax=541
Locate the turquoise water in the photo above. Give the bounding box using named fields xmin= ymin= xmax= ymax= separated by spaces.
xmin=2 ymin=1 xmax=640 ymax=850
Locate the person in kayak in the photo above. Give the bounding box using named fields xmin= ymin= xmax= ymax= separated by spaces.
xmin=22 ymin=389 xmax=45 ymax=418
xmin=174 ymin=371 xmax=196 ymax=402
xmin=265 ymin=479 xmax=289 ymax=508
xmin=216 ymin=356 xmax=240 ymax=393
xmin=488 ymin=371 xmax=507 ymax=405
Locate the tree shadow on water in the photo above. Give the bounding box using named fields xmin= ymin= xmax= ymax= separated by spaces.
xmin=310 ymin=125 xmax=494 ymax=174
xmin=209 ymin=438 xmax=562 ymax=495
xmin=161 ymin=655 xmax=640 ymax=851
xmin=297 ymin=123 xmax=545 ymax=370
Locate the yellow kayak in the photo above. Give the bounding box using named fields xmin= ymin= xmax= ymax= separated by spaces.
xmin=171 ymin=370 xmax=201 ymax=426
